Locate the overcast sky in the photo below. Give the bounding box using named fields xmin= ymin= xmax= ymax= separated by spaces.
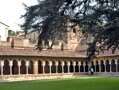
xmin=0 ymin=0 xmax=37 ymax=32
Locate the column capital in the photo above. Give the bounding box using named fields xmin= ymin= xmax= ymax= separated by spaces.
xmin=18 ymin=60 xmax=21 ymax=66
xmin=49 ymin=61 xmax=52 ymax=66
xmin=98 ymin=60 xmax=101 ymax=64
xmin=103 ymin=60 xmax=106 ymax=64
xmin=26 ymin=60 xmax=29 ymax=66
xmin=67 ymin=61 xmax=70 ymax=66
xmin=61 ymin=61 xmax=64 ymax=66
xmin=109 ymin=60 xmax=111 ymax=64
xmin=78 ymin=61 xmax=81 ymax=66
xmin=55 ymin=61 xmax=58 ymax=66
xmin=1 ymin=60 xmax=4 ymax=66
xmin=42 ymin=61 xmax=45 ymax=66
xmin=115 ymin=59 xmax=118 ymax=64
xmin=73 ymin=61 xmax=76 ymax=66
xmin=33 ymin=60 xmax=38 ymax=66
xmin=9 ymin=60 xmax=13 ymax=66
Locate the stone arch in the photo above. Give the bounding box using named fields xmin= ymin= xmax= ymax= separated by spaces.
xmin=51 ymin=61 xmax=56 ymax=73
xmin=45 ymin=60 xmax=49 ymax=73
xmin=106 ymin=60 xmax=110 ymax=72
xmin=28 ymin=60 xmax=33 ymax=74
xmin=95 ymin=61 xmax=99 ymax=72
xmin=85 ymin=61 xmax=88 ymax=72
xmin=58 ymin=61 xmax=62 ymax=73
xmin=80 ymin=61 xmax=84 ymax=72
xmin=38 ymin=60 xmax=43 ymax=74
xmin=3 ymin=60 xmax=10 ymax=75
xmin=12 ymin=60 xmax=18 ymax=74
xmin=70 ymin=61 xmax=73 ymax=72
xmin=0 ymin=61 xmax=1 ymax=75
xmin=111 ymin=59 xmax=116 ymax=72
xmin=101 ymin=60 xmax=105 ymax=72
xmin=91 ymin=61 xmax=95 ymax=72
xmin=20 ymin=60 xmax=26 ymax=74
xmin=75 ymin=61 xmax=79 ymax=72
xmin=64 ymin=61 xmax=68 ymax=73
xmin=118 ymin=59 xmax=119 ymax=72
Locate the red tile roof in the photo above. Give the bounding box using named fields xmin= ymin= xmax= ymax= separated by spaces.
xmin=0 ymin=48 xmax=86 ymax=58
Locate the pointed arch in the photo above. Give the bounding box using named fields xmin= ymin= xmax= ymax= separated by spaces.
xmin=45 ymin=60 xmax=49 ymax=73
xmin=70 ymin=61 xmax=73 ymax=72
xmin=85 ymin=61 xmax=88 ymax=72
xmin=111 ymin=59 xmax=116 ymax=72
xmin=80 ymin=61 xmax=84 ymax=72
xmin=58 ymin=61 xmax=62 ymax=73
xmin=101 ymin=60 xmax=105 ymax=72
xmin=95 ymin=61 xmax=99 ymax=72
xmin=91 ymin=61 xmax=95 ymax=72
xmin=64 ymin=61 xmax=68 ymax=73
xmin=106 ymin=60 xmax=110 ymax=72
xmin=3 ymin=60 xmax=10 ymax=75
xmin=20 ymin=60 xmax=26 ymax=74
xmin=51 ymin=61 xmax=56 ymax=73
xmin=75 ymin=61 xmax=79 ymax=72
xmin=38 ymin=60 xmax=43 ymax=74
xmin=12 ymin=60 xmax=18 ymax=74
xmin=28 ymin=60 xmax=33 ymax=74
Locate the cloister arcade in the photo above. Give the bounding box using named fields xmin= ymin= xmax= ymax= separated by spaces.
xmin=0 ymin=56 xmax=119 ymax=78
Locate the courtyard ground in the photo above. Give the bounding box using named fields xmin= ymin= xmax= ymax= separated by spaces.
xmin=0 ymin=77 xmax=119 ymax=90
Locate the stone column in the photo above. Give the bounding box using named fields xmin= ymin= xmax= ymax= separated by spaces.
xmin=55 ymin=61 xmax=58 ymax=73
xmin=83 ymin=61 xmax=85 ymax=72
xmin=88 ymin=61 xmax=91 ymax=71
xmin=42 ymin=61 xmax=45 ymax=74
xmin=61 ymin=61 xmax=64 ymax=73
xmin=78 ymin=61 xmax=81 ymax=72
xmin=104 ymin=60 xmax=106 ymax=72
xmin=67 ymin=61 xmax=70 ymax=73
xmin=115 ymin=59 xmax=118 ymax=73
xmin=1 ymin=60 xmax=4 ymax=75
xmin=26 ymin=60 xmax=29 ymax=75
xmin=9 ymin=60 xmax=13 ymax=76
xmin=18 ymin=60 xmax=21 ymax=75
xmin=49 ymin=61 xmax=52 ymax=74
xmin=109 ymin=60 xmax=112 ymax=72
xmin=98 ymin=61 xmax=101 ymax=72
xmin=33 ymin=60 xmax=38 ymax=75
xmin=93 ymin=61 xmax=96 ymax=72
xmin=73 ymin=61 xmax=76 ymax=73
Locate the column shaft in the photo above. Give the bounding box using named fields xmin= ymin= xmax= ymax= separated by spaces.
xmin=62 ymin=61 xmax=64 ymax=73
xmin=9 ymin=60 xmax=13 ymax=76
xmin=1 ymin=61 xmax=4 ymax=75
xmin=49 ymin=61 xmax=52 ymax=74
xmin=73 ymin=61 xmax=76 ymax=73
xmin=18 ymin=60 xmax=21 ymax=75
xmin=33 ymin=60 xmax=38 ymax=75
xmin=55 ymin=61 xmax=58 ymax=73
xmin=67 ymin=61 xmax=70 ymax=73
xmin=26 ymin=60 xmax=29 ymax=75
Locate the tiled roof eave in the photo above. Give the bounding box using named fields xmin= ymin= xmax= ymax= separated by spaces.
xmin=0 ymin=54 xmax=86 ymax=58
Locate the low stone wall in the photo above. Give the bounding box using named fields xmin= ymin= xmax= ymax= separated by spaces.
xmin=0 ymin=73 xmax=88 ymax=82
xmin=0 ymin=72 xmax=119 ymax=82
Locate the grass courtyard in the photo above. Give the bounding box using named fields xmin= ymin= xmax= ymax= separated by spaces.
xmin=0 ymin=77 xmax=119 ymax=90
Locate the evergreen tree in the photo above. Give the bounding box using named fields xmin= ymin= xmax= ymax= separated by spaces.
xmin=21 ymin=0 xmax=119 ymax=59
xmin=21 ymin=0 xmax=69 ymax=50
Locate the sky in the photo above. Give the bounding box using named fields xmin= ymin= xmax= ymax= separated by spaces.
xmin=0 ymin=0 xmax=38 ymax=32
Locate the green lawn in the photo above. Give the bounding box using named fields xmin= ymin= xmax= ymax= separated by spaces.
xmin=0 ymin=77 xmax=119 ymax=90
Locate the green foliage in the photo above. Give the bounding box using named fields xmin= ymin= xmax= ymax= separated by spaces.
xmin=21 ymin=0 xmax=119 ymax=59
xmin=8 ymin=30 xmax=16 ymax=36
xmin=21 ymin=0 xmax=69 ymax=50
xmin=63 ymin=0 xmax=119 ymax=59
